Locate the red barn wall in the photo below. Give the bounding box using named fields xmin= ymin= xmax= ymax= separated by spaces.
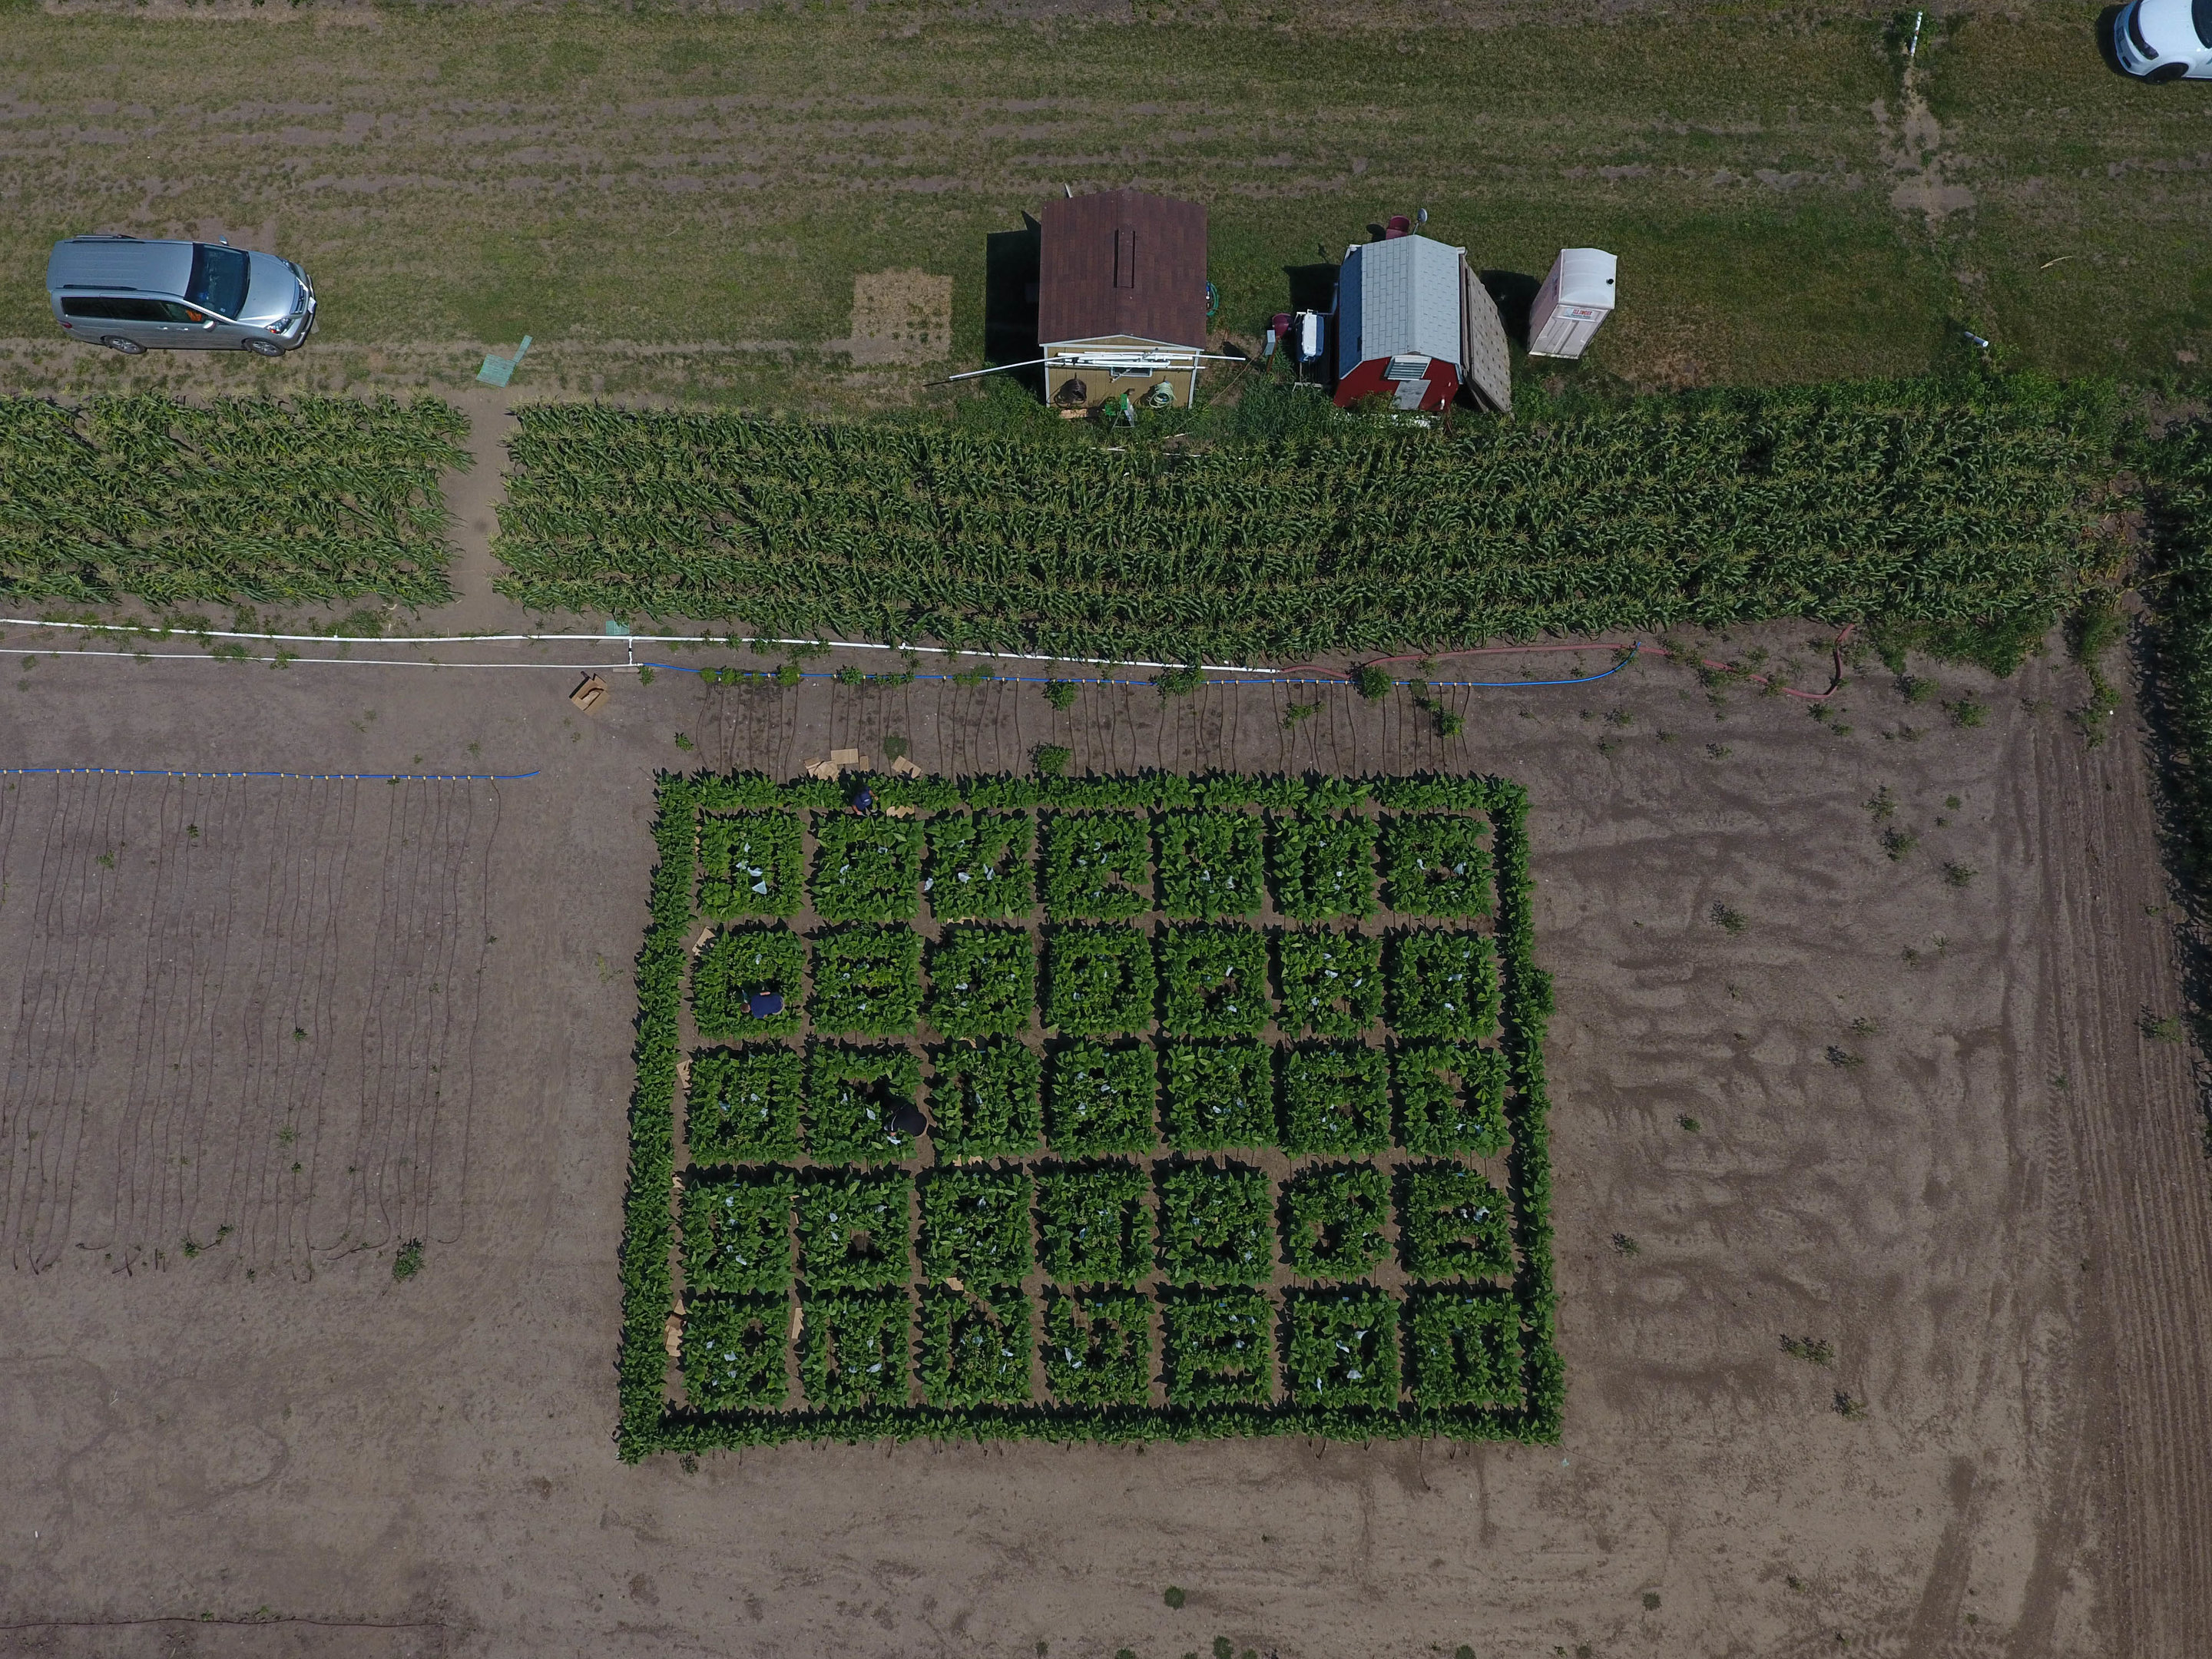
xmin=1333 ymin=356 xmax=1459 ymax=412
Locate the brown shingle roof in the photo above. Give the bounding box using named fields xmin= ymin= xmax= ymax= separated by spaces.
xmin=1037 ymin=190 xmax=1208 ymax=349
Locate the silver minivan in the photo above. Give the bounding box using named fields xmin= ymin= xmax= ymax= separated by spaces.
xmin=46 ymin=235 xmax=316 ymax=356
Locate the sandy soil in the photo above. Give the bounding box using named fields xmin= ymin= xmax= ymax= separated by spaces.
xmin=0 ymin=625 xmax=2207 ymax=1657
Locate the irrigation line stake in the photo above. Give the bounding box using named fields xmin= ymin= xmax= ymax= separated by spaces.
xmin=1909 ymin=9 xmax=1922 ymax=57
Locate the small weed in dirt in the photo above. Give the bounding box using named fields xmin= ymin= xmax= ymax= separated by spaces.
xmin=1043 ymin=680 xmax=1078 ymax=710
xmin=1642 ymin=1592 xmax=1662 ymax=1611
xmin=1164 ymin=1586 xmax=1187 ymax=1608
xmin=1898 ymin=674 xmax=1938 ymax=704
xmin=680 ymin=1454 xmax=699 ymax=1475
xmin=393 ymin=1239 xmax=426 ymax=1282
xmin=1707 ymin=742 xmax=1731 ymax=760
xmin=1781 ymin=1335 xmax=1836 ymax=1365
xmin=1833 ymin=1392 xmax=1869 ymax=1419
xmin=1945 ymin=794 xmax=1962 ymax=810
xmin=637 ymin=666 xmax=656 ymax=686
xmin=1826 ymin=1046 xmax=1863 ymax=1068
xmin=1215 ymin=1641 xmax=1234 ymax=1659
xmin=1849 ymin=1017 xmax=1877 ymax=1036
xmin=2141 ymin=1012 xmax=2187 ymax=1044
xmin=1880 ymin=828 xmax=1918 ymax=860
xmin=1678 ymin=1114 xmax=1701 ymax=1132
xmin=1611 ymin=1232 xmax=1641 ymax=1256
xmin=1283 ymin=700 xmax=1318 ymax=729
xmin=882 ymin=734 xmax=909 ymax=763
xmin=1710 ymin=902 xmax=1748 ymax=934
xmin=674 ymin=733 xmax=694 ymax=751
xmin=1946 ymin=697 xmax=1988 ymax=728
xmin=1864 ymin=786 xmax=1896 ymax=821
xmin=1942 ymin=863 xmax=1977 ymax=887
xmin=1033 ymin=743 xmax=1071 ymax=777
xmin=1605 ymin=707 xmax=1633 ymax=726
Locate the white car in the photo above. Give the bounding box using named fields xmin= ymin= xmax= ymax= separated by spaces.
xmin=2115 ymin=0 xmax=2212 ymax=79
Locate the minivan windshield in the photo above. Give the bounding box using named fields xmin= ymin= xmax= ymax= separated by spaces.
xmin=184 ymin=244 xmax=250 ymax=320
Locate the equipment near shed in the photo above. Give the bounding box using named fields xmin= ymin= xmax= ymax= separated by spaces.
xmin=1331 ymin=233 xmax=1510 ymax=415
xmin=569 ymin=673 xmax=609 ymax=712
xmin=1528 ymin=249 xmax=1617 ymax=360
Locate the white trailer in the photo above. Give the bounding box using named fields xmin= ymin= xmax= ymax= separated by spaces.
xmin=1528 ymin=248 xmax=1617 ymax=360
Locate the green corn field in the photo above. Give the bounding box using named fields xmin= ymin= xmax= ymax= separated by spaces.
xmin=0 ymin=393 xmax=469 ymax=608
xmin=495 ymin=374 xmax=2118 ymax=663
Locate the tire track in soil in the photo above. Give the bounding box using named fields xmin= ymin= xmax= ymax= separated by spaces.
xmin=2038 ymin=710 xmax=2212 ymax=1659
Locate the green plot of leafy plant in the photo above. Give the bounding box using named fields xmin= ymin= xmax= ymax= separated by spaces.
xmin=793 ymin=1168 xmax=912 ymax=1290
xmin=1041 ymin=1287 xmax=1152 ymax=1406
xmin=1280 ymin=1286 xmax=1400 ymax=1410
xmin=1157 ymin=924 xmax=1272 ymax=1038
xmin=926 ymin=1038 xmax=1043 ymax=1161
xmin=681 ymin=1169 xmax=794 ymax=1295
xmin=1161 ymin=1288 xmax=1275 ymax=1408
xmin=1397 ymin=1164 xmax=1514 ymax=1282
xmin=1380 ymin=813 xmax=1493 ymax=918
xmin=1395 ymin=1041 xmax=1508 ymax=1157
xmin=1387 ymin=931 xmax=1498 ymax=1041
xmin=1046 ymin=1040 xmax=1157 ymax=1157
xmin=1269 ymin=813 xmax=1379 ymax=922
xmin=918 ymin=1166 xmax=1033 ymax=1287
xmin=809 ymin=926 xmax=922 ymax=1037
xmin=1277 ymin=928 xmax=1384 ymax=1038
xmin=686 ymin=1044 xmax=803 ymax=1164
xmin=924 ymin=925 xmax=1035 ymax=1038
xmin=1041 ymin=811 xmax=1152 ymax=920
xmin=810 ymin=816 xmax=924 ymax=923
xmin=924 ymin=811 xmax=1035 ymax=921
xmin=805 ymin=1045 xmax=924 ymax=1164
xmin=692 ymin=925 xmax=804 ymax=1040
xmin=1043 ymin=925 xmax=1157 ymax=1036
xmin=1402 ymin=1288 xmax=1523 ymax=1409
xmin=1034 ymin=1161 xmax=1153 ymax=1286
xmin=1279 ymin=1162 xmax=1389 ymax=1281
xmin=798 ymin=1288 xmax=910 ymax=1412
xmin=1280 ymin=1041 xmax=1391 ymax=1157
xmin=917 ymin=1283 xmax=1033 ymax=1409
xmin=1160 ymin=1039 xmax=1277 ymax=1151
xmin=682 ymin=1293 xmax=790 ymax=1413
xmin=1156 ymin=810 xmax=1265 ymax=920
xmin=697 ymin=810 xmax=804 ymax=919
xmin=1155 ymin=1159 xmax=1274 ymax=1286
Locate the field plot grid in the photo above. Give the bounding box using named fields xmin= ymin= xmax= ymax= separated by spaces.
xmin=618 ymin=771 xmax=1561 ymax=1455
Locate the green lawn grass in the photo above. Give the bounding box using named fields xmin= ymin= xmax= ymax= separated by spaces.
xmin=0 ymin=3 xmax=2204 ymax=406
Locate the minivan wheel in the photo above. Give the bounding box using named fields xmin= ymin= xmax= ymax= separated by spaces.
xmin=242 ymin=338 xmax=285 ymax=357
xmin=101 ymin=336 xmax=145 ymax=355
xmin=2149 ymin=62 xmax=2190 ymax=81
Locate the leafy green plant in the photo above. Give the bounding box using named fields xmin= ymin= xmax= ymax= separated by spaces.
xmin=1034 ymin=1161 xmax=1154 ymax=1286
xmin=1157 ymin=925 xmax=1271 ymax=1037
xmin=1043 ymin=926 xmax=1157 ymax=1035
xmin=1277 ymin=928 xmax=1383 ymax=1037
xmin=924 ymin=926 xmax=1035 ymax=1038
xmin=809 ymin=926 xmax=922 ymax=1036
xmin=1394 ymin=1041 xmax=1508 ymax=1157
xmin=1268 ymin=813 xmax=1379 ymax=921
xmin=1403 ymin=1289 xmax=1522 ymax=1409
xmin=697 ymin=810 xmax=803 ymax=918
xmin=793 ymin=1169 xmax=912 ymax=1290
xmin=1380 ymin=814 xmax=1492 ymax=917
xmin=1279 ymin=1162 xmax=1389 ymax=1280
xmin=1387 ymin=931 xmax=1498 ymax=1040
xmin=1041 ymin=1288 xmax=1151 ymax=1404
xmin=686 ymin=1045 xmax=805 ymax=1163
xmin=919 ymin=1285 xmax=1033 ymax=1406
xmin=1157 ymin=810 xmax=1266 ymax=919
xmin=693 ymin=926 xmax=804 ymax=1039
xmin=1155 ymin=1160 xmax=1274 ymax=1286
xmin=1034 ymin=743 xmax=1072 ymax=776
xmin=682 ymin=1170 xmax=794 ymax=1294
xmin=392 ymin=1239 xmax=424 ymax=1282
xmin=1161 ymin=1040 xmax=1277 ymax=1151
xmin=1046 ymin=1041 xmax=1157 ymax=1156
xmin=1156 ymin=664 xmax=1204 ymax=697
xmin=810 ymin=816 xmax=924 ymax=922
xmin=919 ymin=1167 xmax=1033 ymax=1286
xmin=1280 ymin=1286 xmax=1400 ymax=1408
xmin=925 ymin=812 xmax=1035 ymax=920
xmin=1043 ymin=680 xmax=1079 ymax=710
xmin=1041 ymin=811 xmax=1151 ymax=919
xmin=805 ymin=1044 xmax=925 ymax=1164
xmin=797 ymin=1288 xmax=909 ymax=1411
xmin=1280 ymin=1042 xmax=1390 ymax=1157
xmin=1352 ymin=664 xmax=1394 ymax=700
xmin=1160 ymin=1288 xmax=1274 ymax=1406
xmin=1398 ymin=1164 xmax=1513 ymax=1281
xmin=927 ymin=1038 xmax=1044 ymax=1160
xmin=682 ymin=1293 xmax=789 ymax=1412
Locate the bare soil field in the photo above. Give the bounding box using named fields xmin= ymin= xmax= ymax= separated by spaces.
xmin=2 ymin=628 xmax=2207 ymax=1657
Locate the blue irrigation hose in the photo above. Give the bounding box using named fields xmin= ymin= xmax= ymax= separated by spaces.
xmin=641 ymin=654 xmax=1634 ymax=690
xmin=0 ymin=767 xmax=538 ymax=782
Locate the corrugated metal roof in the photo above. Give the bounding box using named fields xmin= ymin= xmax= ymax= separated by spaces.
xmin=45 ymin=237 xmax=194 ymax=295
xmin=1336 ymin=234 xmax=1463 ymax=376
